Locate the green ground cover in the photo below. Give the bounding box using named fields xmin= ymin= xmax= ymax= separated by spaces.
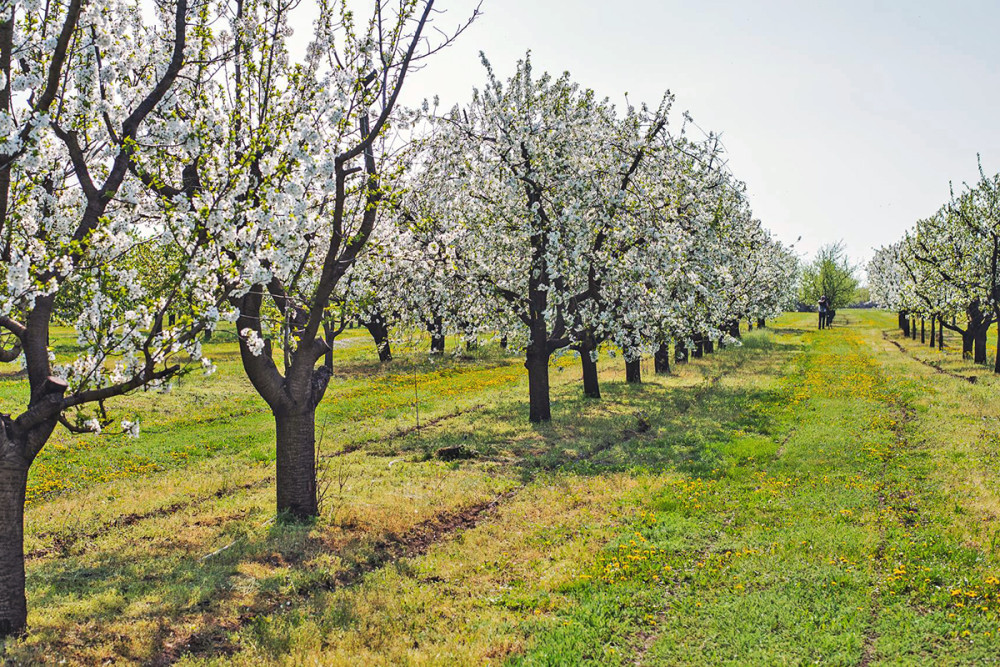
xmin=4 ymin=311 xmax=1000 ymax=665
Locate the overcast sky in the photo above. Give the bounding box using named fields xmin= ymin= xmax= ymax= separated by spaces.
xmin=302 ymin=1 xmax=1000 ymax=270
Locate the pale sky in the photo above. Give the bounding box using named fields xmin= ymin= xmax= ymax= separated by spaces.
xmin=305 ymin=1 xmax=1000 ymax=268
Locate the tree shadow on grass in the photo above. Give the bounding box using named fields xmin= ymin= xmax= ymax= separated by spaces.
xmin=396 ymin=331 xmax=806 ymax=482
xmin=8 ymin=328 xmax=807 ymax=664
xmin=19 ymin=506 xmax=443 ymax=663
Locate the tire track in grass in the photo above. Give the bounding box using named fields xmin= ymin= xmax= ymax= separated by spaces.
xmin=881 ymin=331 xmax=977 ymax=384
xmin=771 ymin=426 xmax=797 ymax=461
xmin=858 ymin=427 xmax=892 ymax=667
xmin=858 ymin=359 xmax=918 ymax=665
xmin=153 ymin=488 xmax=521 ymax=666
xmin=630 ymin=511 xmax=736 ymax=666
xmin=630 ymin=432 xmax=791 ymax=663
xmin=629 ymin=346 xmax=798 ymax=664
xmin=320 ymin=403 xmax=488 ymax=459
xmin=26 ymin=477 xmax=273 ymax=561
xmin=628 ymin=327 xmax=896 ymax=664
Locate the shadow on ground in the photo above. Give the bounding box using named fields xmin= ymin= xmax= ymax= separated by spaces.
xmin=9 ymin=325 xmax=809 ymax=664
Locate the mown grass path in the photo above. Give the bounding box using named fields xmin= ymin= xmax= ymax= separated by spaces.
xmin=520 ymin=313 xmax=1000 ymax=665
xmin=5 ymin=313 xmax=1000 ymax=665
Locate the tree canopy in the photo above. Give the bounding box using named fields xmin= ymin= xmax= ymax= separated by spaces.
xmin=799 ymin=242 xmax=859 ymax=310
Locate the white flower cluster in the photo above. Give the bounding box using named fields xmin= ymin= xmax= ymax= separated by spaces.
xmin=870 ymin=166 xmax=1000 ymax=339
xmin=341 ymin=55 xmax=798 ymax=370
xmin=121 ymin=419 xmax=140 ymax=439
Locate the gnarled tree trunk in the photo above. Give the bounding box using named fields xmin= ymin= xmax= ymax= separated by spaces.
xmin=625 ymin=357 xmax=641 ymax=384
xmin=525 ymin=345 xmax=551 ymax=422
xmin=963 ymin=302 xmax=988 ymax=362
xmin=324 ymin=321 xmax=335 ymax=369
xmin=0 ymin=459 xmax=28 ymax=638
xmin=654 ymin=343 xmax=671 ymax=375
xmin=962 ymin=330 xmax=974 ymax=359
xmin=363 ymin=313 xmax=392 ymax=362
xmin=975 ymin=327 xmax=988 ymax=364
xmin=675 ymin=342 xmax=689 ymax=364
xmin=0 ymin=377 xmax=67 ymax=639
xmin=580 ymin=352 xmax=600 ymax=398
xmin=692 ymin=334 xmax=704 ymax=358
xmin=274 ymin=409 xmax=318 ymax=519
xmin=576 ymin=332 xmax=600 ymax=399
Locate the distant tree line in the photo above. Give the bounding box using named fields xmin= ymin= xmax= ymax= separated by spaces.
xmin=869 ymin=161 xmax=1000 ymax=369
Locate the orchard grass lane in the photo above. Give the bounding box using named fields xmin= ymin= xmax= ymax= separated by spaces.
xmin=4 ymin=311 xmax=1000 ymax=663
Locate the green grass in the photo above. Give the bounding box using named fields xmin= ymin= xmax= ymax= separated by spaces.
xmin=4 ymin=312 xmax=1000 ymax=665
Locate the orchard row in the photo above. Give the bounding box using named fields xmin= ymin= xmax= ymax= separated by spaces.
xmin=869 ymin=164 xmax=1000 ymax=370
xmin=0 ymin=0 xmax=796 ymax=636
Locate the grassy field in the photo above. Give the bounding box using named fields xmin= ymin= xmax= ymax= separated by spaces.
xmin=3 ymin=311 xmax=1000 ymax=664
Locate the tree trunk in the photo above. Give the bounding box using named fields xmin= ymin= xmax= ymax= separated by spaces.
xmin=654 ymin=343 xmax=671 ymax=375
xmin=911 ymin=318 xmax=917 ymax=340
xmin=675 ymin=342 xmax=688 ymax=364
xmin=274 ymin=410 xmax=318 ymax=520
xmin=427 ymin=315 xmax=444 ymax=354
xmin=499 ymin=335 xmax=508 ymax=350
xmin=580 ymin=352 xmax=600 ymax=399
xmin=704 ymin=338 xmax=715 ymax=354
xmin=939 ymin=320 xmax=944 ymax=348
xmin=975 ymin=327 xmax=988 ymax=365
xmin=525 ymin=347 xmax=551 ymax=422
xmin=692 ymin=335 xmax=704 ymax=358
xmin=920 ymin=318 xmax=925 ymax=344
xmin=730 ymin=321 xmax=741 ymax=340
xmin=429 ymin=316 xmax=445 ymax=355
xmin=324 ymin=321 xmax=335 ymax=369
xmin=0 ymin=462 xmax=28 ymax=638
xmin=625 ymin=357 xmax=641 ymax=384
xmin=747 ymin=320 xmax=753 ymax=331
xmin=962 ymin=330 xmax=974 ymax=359
xmin=364 ymin=315 xmax=392 ymax=362
xmin=757 ymin=317 xmax=766 ymax=328
xmin=930 ymin=316 xmax=936 ymax=348
xmin=577 ymin=335 xmax=600 ymax=399
xmin=899 ymin=311 xmax=908 ymax=335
